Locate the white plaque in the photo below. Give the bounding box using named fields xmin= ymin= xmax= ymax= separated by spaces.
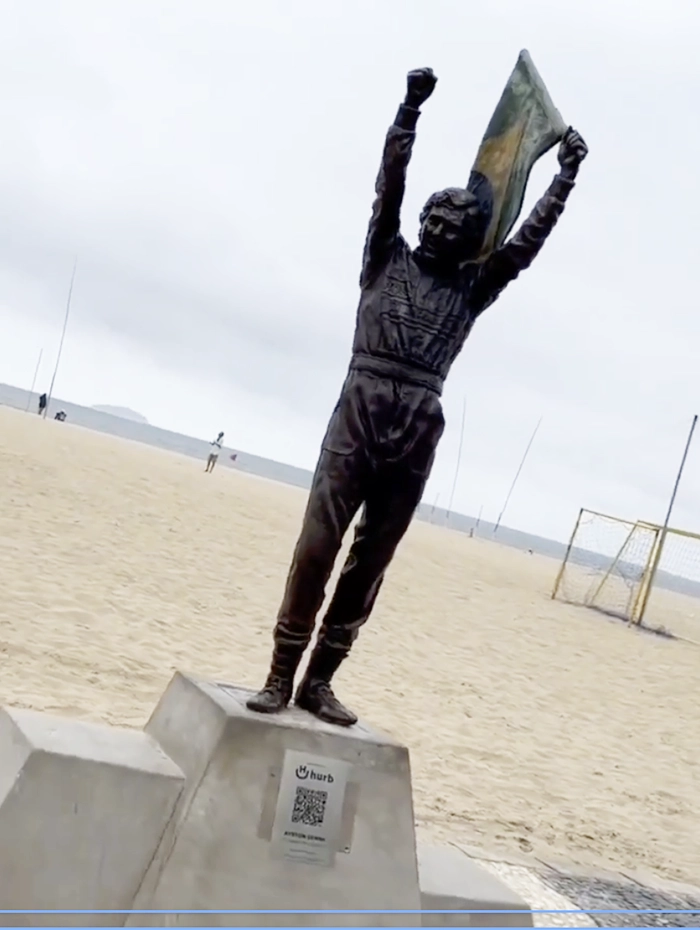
xmin=270 ymin=750 xmax=350 ymax=867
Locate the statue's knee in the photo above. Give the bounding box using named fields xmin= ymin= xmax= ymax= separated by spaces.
xmin=295 ymin=533 xmax=337 ymax=581
xmin=351 ymin=531 xmax=401 ymax=573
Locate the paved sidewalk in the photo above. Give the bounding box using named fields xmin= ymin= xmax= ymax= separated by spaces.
xmin=452 ymin=843 xmax=700 ymax=928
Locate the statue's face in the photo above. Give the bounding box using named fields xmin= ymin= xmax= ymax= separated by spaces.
xmin=418 ymin=189 xmax=485 ymax=266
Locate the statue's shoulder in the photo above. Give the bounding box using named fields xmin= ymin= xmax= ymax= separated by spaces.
xmin=396 ymin=234 xmax=411 ymax=256
xmin=381 ymin=233 xmax=411 ymax=271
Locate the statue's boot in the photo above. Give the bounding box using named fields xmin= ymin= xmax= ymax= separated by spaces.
xmin=246 ymin=641 xmax=305 ymax=714
xmin=295 ymin=640 xmax=357 ymax=727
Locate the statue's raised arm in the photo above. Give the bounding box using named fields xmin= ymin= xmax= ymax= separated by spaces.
xmin=360 ymin=68 xmax=437 ymax=287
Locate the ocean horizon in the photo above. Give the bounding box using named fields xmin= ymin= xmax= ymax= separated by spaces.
xmin=4 ymin=380 xmax=699 ymax=603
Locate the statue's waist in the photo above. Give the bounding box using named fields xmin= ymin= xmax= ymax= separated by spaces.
xmin=349 ymin=352 xmax=444 ymax=396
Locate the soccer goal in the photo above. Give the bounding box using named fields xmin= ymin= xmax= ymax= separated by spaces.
xmin=551 ymin=509 xmax=661 ymax=624
xmin=551 ymin=507 xmax=700 ymax=639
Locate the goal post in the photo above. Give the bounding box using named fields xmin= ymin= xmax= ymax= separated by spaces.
xmin=552 ymin=508 xmax=700 ymax=638
xmin=551 ymin=509 xmax=660 ymax=624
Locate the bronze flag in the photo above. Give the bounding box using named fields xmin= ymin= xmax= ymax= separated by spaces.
xmin=468 ymin=50 xmax=567 ymax=261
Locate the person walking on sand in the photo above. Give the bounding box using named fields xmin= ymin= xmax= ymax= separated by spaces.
xmin=205 ymin=432 xmax=224 ymax=473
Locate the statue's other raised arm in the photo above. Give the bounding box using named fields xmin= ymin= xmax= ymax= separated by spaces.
xmin=472 ymin=128 xmax=589 ymax=313
xmin=360 ymin=68 xmax=437 ymax=288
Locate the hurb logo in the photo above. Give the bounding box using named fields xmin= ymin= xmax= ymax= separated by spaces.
xmin=295 ymin=763 xmax=334 ymax=784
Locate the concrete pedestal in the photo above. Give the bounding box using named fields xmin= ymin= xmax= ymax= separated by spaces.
xmin=0 ymin=706 xmax=184 ymax=928
xmin=418 ymin=844 xmax=533 ymax=928
xmin=0 ymin=675 xmax=533 ymax=929
xmin=130 ymin=672 xmax=421 ymax=927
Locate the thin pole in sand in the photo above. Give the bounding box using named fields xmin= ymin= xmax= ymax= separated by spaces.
xmin=44 ymin=258 xmax=78 ymax=418
xmin=493 ymin=416 xmax=543 ymax=536
xmin=446 ymin=395 xmax=467 ymax=521
xmin=635 ymin=413 xmax=698 ymax=628
xmin=25 ymin=348 xmax=44 ymax=412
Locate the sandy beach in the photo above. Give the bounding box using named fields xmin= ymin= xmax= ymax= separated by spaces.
xmin=0 ymin=404 xmax=698 ymax=886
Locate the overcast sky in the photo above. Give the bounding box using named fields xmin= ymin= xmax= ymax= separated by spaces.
xmin=1 ymin=0 xmax=698 ymax=542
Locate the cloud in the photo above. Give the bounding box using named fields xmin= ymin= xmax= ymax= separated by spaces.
xmin=1 ymin=0 xmax=699 ymax=541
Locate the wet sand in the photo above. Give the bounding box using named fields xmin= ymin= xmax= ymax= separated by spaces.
xmin=0 ymin=405 xmax=698 ymax=884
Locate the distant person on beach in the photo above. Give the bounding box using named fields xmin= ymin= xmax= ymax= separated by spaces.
xmin=37 ymin=393 xmax=47 ymax=416
xmin=54 ymin=410 xmax=67 ymax=422
xmin=205 ymin=432 xmax=224 ymax=473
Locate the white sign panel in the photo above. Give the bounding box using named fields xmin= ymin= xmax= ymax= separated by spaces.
xmin=270 ymin=750 xmax=350 ymax=867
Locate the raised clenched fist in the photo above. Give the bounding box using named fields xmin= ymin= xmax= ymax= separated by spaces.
xmin=405 ymin=68 xmax=437 ymax=109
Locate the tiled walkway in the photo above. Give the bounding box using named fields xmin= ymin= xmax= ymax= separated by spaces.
xmin=454 ymin=844 xmax=700 ymax=928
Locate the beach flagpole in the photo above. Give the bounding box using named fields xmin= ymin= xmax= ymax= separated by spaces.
xmin=446 ymin=395 xmax=467 ymax=521
xmin=635 ymin=413 xmax=698 ymax=627
xmin=44 ymin=258 xmax=78 ymax=418
xmin=493 ymin=416 xmax=543 ymax=535
xmin=25 ymin=348 xmax=44 ymax=412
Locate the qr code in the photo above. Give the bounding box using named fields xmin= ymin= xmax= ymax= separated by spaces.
xmin=291 ymin=785 xmax=328 ymax=827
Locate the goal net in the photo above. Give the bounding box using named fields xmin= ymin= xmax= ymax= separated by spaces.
xmin=551 ymin=509 xmax=658 ymax=622
xmin=552 ymin=508 xmax=700 ymax=640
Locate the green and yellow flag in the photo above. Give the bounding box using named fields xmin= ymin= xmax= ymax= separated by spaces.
xmin=468 ymin=50 xmax=567 ymax=261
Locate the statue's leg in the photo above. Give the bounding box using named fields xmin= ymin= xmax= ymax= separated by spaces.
xmin=246 ymin=446 xmax=366 ymax=715
xmin=295 ymin=461 xmax=431 ymax=726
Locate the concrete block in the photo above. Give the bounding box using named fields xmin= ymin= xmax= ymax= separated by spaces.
xmin=418 ymin=843 xmax=533 ymax=928
xmin=131 ymin=672 xmax=421 ymax=927
xmin=0 ymin=706 xmax=185 ymax=928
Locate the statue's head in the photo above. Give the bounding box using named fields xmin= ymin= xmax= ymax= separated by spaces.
xmin=417 ymin=187 xmax=487 ymax=267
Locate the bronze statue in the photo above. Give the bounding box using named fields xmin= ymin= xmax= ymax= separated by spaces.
xmin=247 ymin=61 xmax=588 ymax=727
